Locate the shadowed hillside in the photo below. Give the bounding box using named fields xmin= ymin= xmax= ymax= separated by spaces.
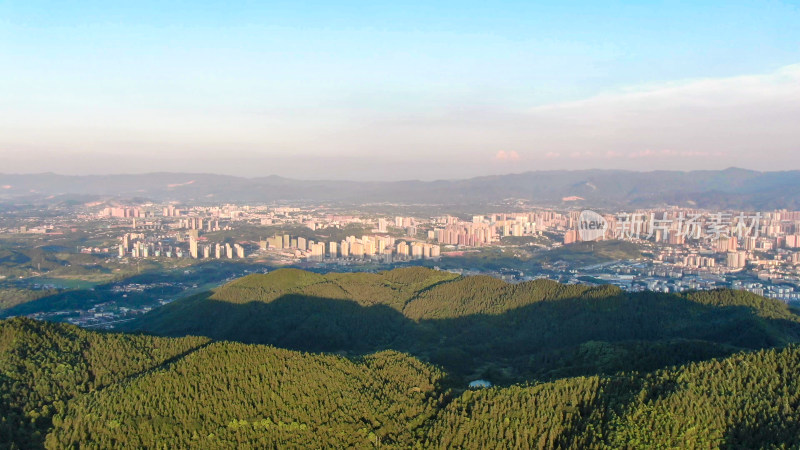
xmin=125 ymin=267 xmax=800 ymax=383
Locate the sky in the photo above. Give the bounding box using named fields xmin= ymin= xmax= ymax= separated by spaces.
xmin=1 ymin=0 xmax=799 ymax=180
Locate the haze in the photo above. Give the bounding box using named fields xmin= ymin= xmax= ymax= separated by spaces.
xmin=1 ymin=1 xmax=799 ymax=180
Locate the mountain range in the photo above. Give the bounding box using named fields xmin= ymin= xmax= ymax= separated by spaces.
xmin=2 ymin=168 xmax=799 ymax=209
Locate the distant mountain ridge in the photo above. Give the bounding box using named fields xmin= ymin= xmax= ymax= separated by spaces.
xmin=1 ymin=168 xmax=799 ymax=208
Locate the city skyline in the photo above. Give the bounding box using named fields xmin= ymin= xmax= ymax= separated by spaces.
xmin=2 ymin=1 xmax=800 ymax=179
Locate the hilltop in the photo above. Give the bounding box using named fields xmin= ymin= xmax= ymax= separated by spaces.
xmin=125 ymin=267 xmax=800 ymax=383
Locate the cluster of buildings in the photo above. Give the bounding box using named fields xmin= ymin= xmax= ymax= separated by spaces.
xmin=178 ymin=217 xmax=221 ymax=232
xmin=101 ymin=207 xmax=144 ymax=218
xmin=562 ymin=208 xmax=800 ymax=269
xmin=85 ymin=202 xmax=800 ymax=302
xmin=117 ymin=233 xmax=245 ymax=260
xmin=430 ymin=212 xmax=570 ymax=246
xmin=97 ymin=205 xmax=573 ymax=256
xmin=260 ymin=233 xmax=440 ymax=260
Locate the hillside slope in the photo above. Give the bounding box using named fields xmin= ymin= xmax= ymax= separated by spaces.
xmin=125 ymin=267 xmax=800 ymax=382
xmin=3 ymin=319 xmax=800 ymax=448
xmin=0 ymin=318 xmax=209 ymax=447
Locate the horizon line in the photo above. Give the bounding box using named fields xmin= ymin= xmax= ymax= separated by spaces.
xmin=0 ymin=166 xmax=782 ymax=184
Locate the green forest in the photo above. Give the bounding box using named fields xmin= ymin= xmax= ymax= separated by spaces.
xmin=125 ymin=267 xmax=800 ymax=382
xmin=4 ymin=267 xmax=800 ymax=448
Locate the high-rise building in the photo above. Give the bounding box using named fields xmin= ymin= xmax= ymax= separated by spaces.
xmin=364 ymin=238 xmax=376 ymax=256
xmin=189 ymin=237 xmax=198 ymax=259
xmin=309 ymin=242 xmax=325 ymax=258
xmin=267 ymin=236 xmax=282 ymax=249
xmin=668 ymin=232 xmax=685 ymax=245
xmin=411 ymin=242 xmax=424 ymax=259
xmin=717 ymin=236 xmax=730 ymax=253
xmin=396 ymin=241 xmax=409 ymax=256
xmin=728 ymin=236 xmax=738 ymax=251
xmin=377 ymin=237 xmax=392 ymax=254
xmin=726 ymin=251 xmax=747 ymax=268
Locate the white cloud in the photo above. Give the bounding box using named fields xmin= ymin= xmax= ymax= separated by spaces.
xmin=518 ymin=64 xmax=800 ymax=167
xmin=495 ymin=150 xmax=520 ymax=160
xmin=341 ymin=63 xmax=800 ymax=176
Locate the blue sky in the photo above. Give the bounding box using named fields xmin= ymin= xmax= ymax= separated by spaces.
xmin=1 ymin=1 xmax=799 ymax=179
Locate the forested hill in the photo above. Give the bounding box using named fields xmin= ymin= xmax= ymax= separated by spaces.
xmin=125 ymin=267 xmax=800 ymax=383
xmin=3 ymin=318 xmax=800 ymax=448
xmin=0 ymin=318 xmax=210 ymax=447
